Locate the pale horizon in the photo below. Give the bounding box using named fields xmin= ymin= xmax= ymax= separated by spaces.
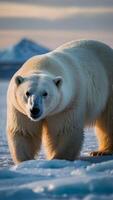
xmin=0 ymin=0 xmax=113 ymax=49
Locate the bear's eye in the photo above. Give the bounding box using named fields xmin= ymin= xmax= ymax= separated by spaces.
xmin=26 ymin=91 xmax=30 ymax=97
xmin=42 ymin=91 xmax=48 ymax=98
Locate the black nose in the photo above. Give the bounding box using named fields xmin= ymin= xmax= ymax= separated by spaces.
xmin=30 ymin=107 xmax=40 ymax=115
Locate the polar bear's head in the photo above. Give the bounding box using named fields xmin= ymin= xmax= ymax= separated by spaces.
xmin=14 ymin=73 xmax=63 ymax=121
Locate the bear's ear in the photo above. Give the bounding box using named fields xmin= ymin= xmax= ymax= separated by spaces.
xmin=15 ymin=76 xmax=24 ymax=86
xmin=53 ymin=76 xmax=63 ymax=88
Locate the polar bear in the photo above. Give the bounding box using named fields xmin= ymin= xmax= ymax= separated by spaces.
xmin=7 ymin=40 xmax=113 ymax=164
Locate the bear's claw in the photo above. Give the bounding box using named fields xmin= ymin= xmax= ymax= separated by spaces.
xmin=90 ymin=151 xmax=113 ymax=156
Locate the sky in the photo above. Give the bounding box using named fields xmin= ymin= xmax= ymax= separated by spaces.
xmin=0 ymin=0 xmax=113 ymax=49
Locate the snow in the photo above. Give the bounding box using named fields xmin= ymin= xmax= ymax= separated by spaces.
xmin=0 ymin=81 xmax=113 ymax=200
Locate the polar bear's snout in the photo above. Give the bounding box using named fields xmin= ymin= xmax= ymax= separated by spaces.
xmin=30 ymin=106 xmax=42 ymax=119
xmin=28 ymin=94 xmax=43 ymax=121
xmin=30 ymin=107 xmax=40 ymax=115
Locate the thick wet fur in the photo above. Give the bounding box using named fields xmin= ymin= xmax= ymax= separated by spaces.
xmin=7 ymin=40 xmax=113 ymax=164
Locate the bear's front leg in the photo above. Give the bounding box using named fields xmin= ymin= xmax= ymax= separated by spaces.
xmin=7 ymin=130 xmax=42 ymax=164
xmin=7 ymin=106 xmax=43 ymax=164
xmin=43 ymin=110 xmax=84 ymax=161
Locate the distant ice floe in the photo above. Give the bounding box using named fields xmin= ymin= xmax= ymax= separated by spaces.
xmin=0 ymin=38 xmax=50 ymax=63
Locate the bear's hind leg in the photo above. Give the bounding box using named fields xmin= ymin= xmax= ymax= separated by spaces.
xmin=90 ymin=98 xmax=113 ymax=156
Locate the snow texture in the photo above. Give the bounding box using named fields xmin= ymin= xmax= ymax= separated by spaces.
xmin=0 ymin=81 xmax=113 ymax=200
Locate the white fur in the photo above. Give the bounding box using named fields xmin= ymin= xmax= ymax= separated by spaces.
xmin=7 ymin=39 xmax=113 ymax=163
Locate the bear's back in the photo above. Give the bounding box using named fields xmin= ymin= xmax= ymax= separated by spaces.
xmin=55 ymin=40 xmax=113 ymax=54
xmin=55 ymin=39 xmax=113 ymax=76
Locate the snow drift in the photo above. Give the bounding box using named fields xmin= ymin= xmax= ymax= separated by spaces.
xmin=0 ymin=158 xmax=113 ymax=200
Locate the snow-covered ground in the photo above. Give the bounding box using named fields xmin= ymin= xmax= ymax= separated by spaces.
xmin=0 ymin=80 xmax=113 ymax=200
